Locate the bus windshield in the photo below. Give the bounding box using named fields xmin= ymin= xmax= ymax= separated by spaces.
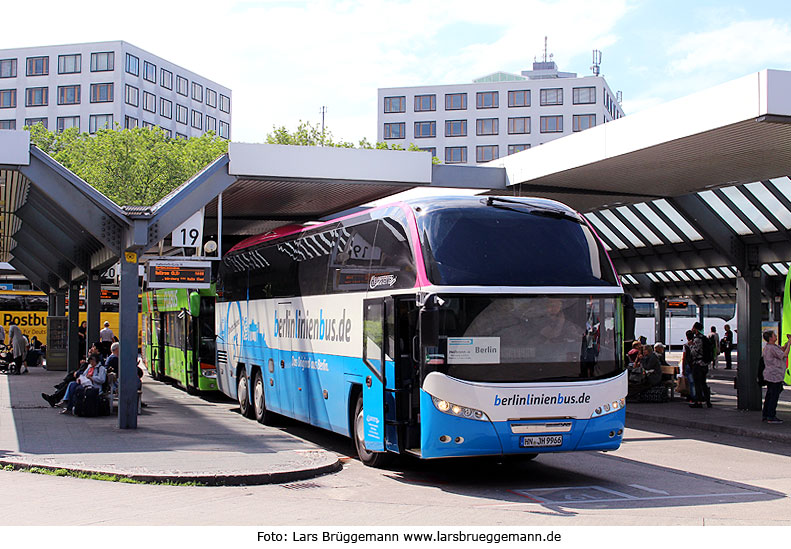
xmin=415 ymin=199 xmax=617 ymax=287
xmin=434 ymin=295 xmax=622 ymax=383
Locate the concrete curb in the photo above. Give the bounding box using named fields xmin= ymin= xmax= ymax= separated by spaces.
xmin=0 ymin=453 xmax=343 ymax=486
xmin=626 ymin=411 xmax=791 ymax=445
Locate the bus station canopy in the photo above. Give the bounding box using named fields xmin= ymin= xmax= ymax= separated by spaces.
xmin=489 ymin=69 xmax=791 ymax=303
xmin=0 ymin=68 xmax=790 ymax=418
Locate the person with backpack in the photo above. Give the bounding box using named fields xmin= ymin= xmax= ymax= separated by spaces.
xmin=681 ymin=330 xmax=697 ymax=402
xmin=761 ymin=330 xmax=790 ymax=424
xmin=689 ymin=322 xmax=712 ymax=408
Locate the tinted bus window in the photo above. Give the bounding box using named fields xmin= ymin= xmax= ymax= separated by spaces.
xmin=634 ymin=302 xmax=655 ymax=318
xmin=417 ymin=200 xmax=617 ymax=287
xmin=330 ymin=217 xmax=416 ymax=292
xmin=370 ymin=217 xmax=416 ymax=290
xmin=330 ymin=220 xmax=378 ymax=292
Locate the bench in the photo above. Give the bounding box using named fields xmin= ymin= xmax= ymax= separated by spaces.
xmin=638 ymin=384 xmax=672 ymax=403
xmin=107 ymin=382 xmax=143 ymax=415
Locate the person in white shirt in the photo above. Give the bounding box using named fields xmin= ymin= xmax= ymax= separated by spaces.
xmin=99 ymin=321 xmax=114 ymax=342
xmin=99 ymin=321 xmax=114 ymax=356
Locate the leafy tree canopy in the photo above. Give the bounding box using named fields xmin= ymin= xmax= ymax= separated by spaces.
xmin=26 ymin=124 xmax=228 ymax=206
xmin=265 ymin=121 xmax=440 ymax=163
xmin=25 ymin=119 xmax=438 ymax=207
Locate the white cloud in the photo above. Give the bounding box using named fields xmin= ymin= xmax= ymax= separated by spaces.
xmin=668 ymin=19 xmax=791 ymax=75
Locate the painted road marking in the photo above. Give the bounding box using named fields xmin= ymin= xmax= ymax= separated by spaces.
xmin=475 ymin=484 xmax=768 ymax=508
xmin=629 ymin=484 xmax=670 ymax=495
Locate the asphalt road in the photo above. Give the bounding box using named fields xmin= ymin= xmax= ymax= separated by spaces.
xmin=2 ymin=412 xmax=790 ymax=527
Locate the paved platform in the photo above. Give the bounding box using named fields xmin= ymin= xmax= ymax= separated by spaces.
xmin=0 ymin=366 xmax=340 ymax=485
xmin=0 ymin=359 xmax=787 ymax=485
xmin=627 ymin=355 xmax=791 ymax=444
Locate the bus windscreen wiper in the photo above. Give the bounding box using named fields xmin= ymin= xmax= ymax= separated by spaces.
xmin=485 ymin=196 xmax=582 ymax=223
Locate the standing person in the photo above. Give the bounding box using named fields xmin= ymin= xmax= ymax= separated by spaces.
xmin=99 ymin=321 xmax=114 ymax=357
xmin=681 ymin=330 xmax=696 ymax=402
xmin=8 ymin=323 xmax=27 ymax=375
xmin=0 ymin=323 xmax=5 ymax=346
xmin=722 ymin=324 xmax=734 ymax=369
xmin=708 ymin=326 xmax=720 ymax=369
xmin=689 ymin=322 xmax=712 ymax=408
xmin=761 ymin=330 xmax=790 ymax=424
xmin=78 ymin=321 xmax=87 ymax=361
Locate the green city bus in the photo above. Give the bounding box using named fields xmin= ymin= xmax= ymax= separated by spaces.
xmin=142 ymin=287 xmax=218 ymax=393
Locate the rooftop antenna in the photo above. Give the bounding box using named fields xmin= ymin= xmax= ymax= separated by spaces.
xmin=319 ymin=105 xmax=328 ymax=146
xmin=591 ymin=49 xmax=602 ymax=76
xmin=543 ymin=36 xmax=548 ymax=62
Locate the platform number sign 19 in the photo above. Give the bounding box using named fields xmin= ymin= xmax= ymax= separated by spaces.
xmin=171 ymin=209 xmax=204 ymax=249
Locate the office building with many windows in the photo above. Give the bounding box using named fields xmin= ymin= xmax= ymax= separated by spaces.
xmin=377 ymin=61 xmax=624 ymax=163
xmin=0 ymin=41 xmax=231 ymax=139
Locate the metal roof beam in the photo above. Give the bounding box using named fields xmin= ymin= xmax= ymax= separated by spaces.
xmin=590 ymin=210 xmax=640 ymax=253
xmin=8 ymin=257 xmax=50 ymax=294
xmin=612 ymin=248 xmax=730 ymax=275
xmin=667 ymin=194 xmax=744 ymax=269
xmin=22 ymin=191 xmax=100 ymax=253
xmin=763 ymin=179 xmax=791 ymax=214
xmin=712 ymin=188 xmax=770 ymax=244
xmin=14 ymin=210 xmax=91 ymax=275
xmin=11 ymin=255 xmax=60 ymax=292
xmin=143 ymin=155 xmax=236 ymax=251
xmin=13 ymin=236 xmax=72 ymax=286
xmin=626 ymin=204 xmax=673 ymax=246
xmin=90 ymin=247 xmax=119 ymax=273
xmin=739 ymin=185 xmax=788 ymax=233
xmin=19 ymin=149 xmax=127 ymax=250
xmin=13 ymin=230 xmax=79 ymax=281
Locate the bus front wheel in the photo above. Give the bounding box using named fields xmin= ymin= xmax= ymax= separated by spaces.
xmin=238 ymin=370 xmax=254 ymax=419
xmin=353 ymin=395 xmax=391 ymax=468
xmin=253 ymin=370 xmax=270 ymax=424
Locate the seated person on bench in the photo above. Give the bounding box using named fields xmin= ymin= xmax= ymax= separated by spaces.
xmin=627 ymin=344 xmax=663 ymax=398
xmin=59 ymin=353 xmax=106 ymax=415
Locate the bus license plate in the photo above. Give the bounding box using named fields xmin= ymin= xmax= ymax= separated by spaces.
xmin=520 ymin=435 xmax=562 ymax=448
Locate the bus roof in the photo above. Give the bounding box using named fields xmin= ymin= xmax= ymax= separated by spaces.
xmin=226 ymin=195 xmax=580 ymax=255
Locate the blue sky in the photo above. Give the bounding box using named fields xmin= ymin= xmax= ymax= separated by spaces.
xmin=2 ymin=0 xmax=790 ymax=143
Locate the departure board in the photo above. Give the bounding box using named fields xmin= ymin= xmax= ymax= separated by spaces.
xmin=147 ymin=260 xmax=211 ymax=289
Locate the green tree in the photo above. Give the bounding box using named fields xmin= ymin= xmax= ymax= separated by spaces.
xmin=266 ymin=121 xmax=440 ymax=163
xmin=26 ymin=123 xmax=228 ymax=206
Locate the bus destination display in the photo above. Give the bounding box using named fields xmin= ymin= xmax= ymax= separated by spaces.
xmin=147 ymin=260 xmax=211 ymax=289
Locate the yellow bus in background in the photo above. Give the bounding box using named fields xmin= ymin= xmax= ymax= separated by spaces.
xmin=0 ymin=289 xmax=141 ymax=347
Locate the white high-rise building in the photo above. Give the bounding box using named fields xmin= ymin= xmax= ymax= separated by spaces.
xmin=0 ymin=41 xmax=232 ymax=139
xmin=377 ymin=60 xmax=624 ymax=164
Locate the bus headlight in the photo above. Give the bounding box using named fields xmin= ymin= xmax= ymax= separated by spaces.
xmin=591 ymin=398 xmax=626 ymax=419
xmin=431 ymin=396 xmax=489 ymax=421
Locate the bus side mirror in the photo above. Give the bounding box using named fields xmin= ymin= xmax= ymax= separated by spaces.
xmin=189 ymin=292 xmax=201 ymax=317
xmin=419 ymin=295 xmax=440 ymax=370
xmin=622 ymin=294 xmax=635 ymax=341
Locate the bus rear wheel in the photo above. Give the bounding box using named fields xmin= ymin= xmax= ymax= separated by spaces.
xmin=253 ymin=370 xmax=270 ymax=424
xmin=353 ymin=395 xmax=391 ymax=468
xmin=237 ymin=370 xmax=254 ymax=419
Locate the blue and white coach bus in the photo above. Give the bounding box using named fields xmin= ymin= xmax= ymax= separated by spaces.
xmin=216 ymin=196 xmax=628 ymax=466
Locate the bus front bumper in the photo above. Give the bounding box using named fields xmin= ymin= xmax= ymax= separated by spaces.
xmin=419 ymin=390 xmax=625 ymax=458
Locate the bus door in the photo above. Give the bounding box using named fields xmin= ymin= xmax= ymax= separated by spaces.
xmin=185 ymin=310 xmax=199 ymax=392
xmin=150 ymin=314 xmax=164 ymax=379
xmin=362 ymin=297 xmax=402 ymax=453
